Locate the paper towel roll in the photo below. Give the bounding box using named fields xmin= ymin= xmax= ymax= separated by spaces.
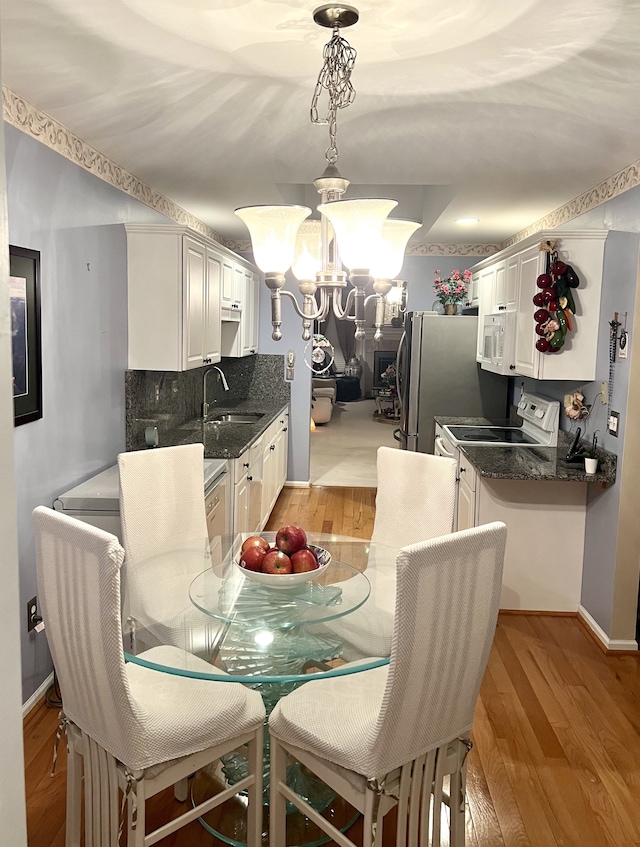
xmin=145 ymin=426 xmax=159 ymax=448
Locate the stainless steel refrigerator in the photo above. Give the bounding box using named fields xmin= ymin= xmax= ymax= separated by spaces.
xmin=394 ymin=312 xmax=510 ymax=452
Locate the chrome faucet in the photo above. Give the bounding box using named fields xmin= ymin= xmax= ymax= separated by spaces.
xmin=202 ymin=366 xmax=229 ymax=418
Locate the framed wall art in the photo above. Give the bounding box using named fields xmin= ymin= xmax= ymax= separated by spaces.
xmin=10 ymin=245 xmax=42 ymax=426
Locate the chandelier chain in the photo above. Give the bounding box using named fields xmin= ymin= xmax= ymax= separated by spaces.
xmin=310 ymin=27 xmax=357 ymax=165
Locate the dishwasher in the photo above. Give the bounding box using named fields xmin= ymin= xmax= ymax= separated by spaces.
xmin=54 ymin=457 xmax=232 ymax=550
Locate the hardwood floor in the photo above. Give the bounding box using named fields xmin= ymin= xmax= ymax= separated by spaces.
xmin=24 ymin=485 xmax=640 ymax=846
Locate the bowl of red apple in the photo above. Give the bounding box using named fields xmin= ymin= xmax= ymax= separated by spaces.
xmin=235 ymin=525 xmax=331 ymax=588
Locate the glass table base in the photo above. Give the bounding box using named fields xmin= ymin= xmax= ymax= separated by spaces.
xmin=191 ymin=763 xmax=359 ymax=847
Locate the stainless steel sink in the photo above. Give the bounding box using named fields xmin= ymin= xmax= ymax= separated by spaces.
xmin=207 ymin=413 xmax=264 ymax=424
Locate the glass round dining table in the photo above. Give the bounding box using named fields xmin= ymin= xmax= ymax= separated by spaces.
xmin=122 ymin=532 xmax=399 ymax=847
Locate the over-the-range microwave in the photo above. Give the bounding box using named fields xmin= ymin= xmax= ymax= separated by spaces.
xmin=481 ymin=311 xmax=516 ymax=375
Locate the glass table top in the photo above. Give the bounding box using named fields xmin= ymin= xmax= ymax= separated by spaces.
xmin=123 ymin=533 xmax=398 ymax=684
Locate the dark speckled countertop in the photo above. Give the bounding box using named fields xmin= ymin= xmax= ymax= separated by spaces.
xmin=146 ymin=402 xmax=288 ymax=459
xmin=434 ymin=415 xmax=617 ymax=485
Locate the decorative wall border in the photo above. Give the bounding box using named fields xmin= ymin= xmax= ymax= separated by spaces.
xmin=502 ymin=158 xmax=640 ymax=249
xmin=5 ymin=86 xmax=640 ymax=255
xmin=2 ymin=87 xmax=225 ymax=246
xmin=406 ymin=242 xmax=502 ymax=257
xmin=226 ymin=238 xmax=503 ymax=257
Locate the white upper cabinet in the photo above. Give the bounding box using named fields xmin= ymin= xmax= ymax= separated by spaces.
xmin=221 ymin=258 xmax=243 ymax=315
xmin=221 ymin=266 xmax=261 ymax=358
xmin=471 ymin=230 xmax=608 ymax=381
xmin=475 ymin=264 xmax=496 ymax=362
xmin=126 ymin=224 xmax=259 ymax=370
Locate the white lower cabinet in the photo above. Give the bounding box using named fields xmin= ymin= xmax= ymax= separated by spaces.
xmin=456 ymin=456 xmax=477 ymax=532
xmin=261 ymin=411 xmax=289 ymax=525
xmin=453 ymin=455 xmax=587 ymax=612
xmin=233 ymin=457 xmax=251 ymax=538
xmin=232 ymin=409 xmax=289 ymax=536
xmin=233 ymin=440 xmax=263 ymax=536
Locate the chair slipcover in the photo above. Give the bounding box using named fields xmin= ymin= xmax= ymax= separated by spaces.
xmin=118 ymin=443 xmax=218 ymax=653
xmin=34 ymin=506 xmax=265 ymax=847
xmin=372 ymin=446 xmax=457 ymax=548
xmin=269 ymin=522 xmax=507 ymax=847
xmin=34 ymin=506 xmax=264 ymax=771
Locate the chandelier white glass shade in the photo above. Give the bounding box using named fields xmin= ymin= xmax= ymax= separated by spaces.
xmin=316 ymin=198 xmax=397 ymax=271
xmin=234 ymin=205 xmax=311 ymax=275
xmin=234 ymin=5 xmax=419 ymax=343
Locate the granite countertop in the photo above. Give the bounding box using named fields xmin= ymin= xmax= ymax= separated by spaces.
xmin=154 ymin=402 xmax=289 ymax=460
xmin=434 ymin=415 xmax=617 ymax=485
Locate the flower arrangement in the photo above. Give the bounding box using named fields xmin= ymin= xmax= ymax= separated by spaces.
xmin=380 ymin=363 xmax=397 ymax=392
xmin=433 ymin=268 xmax=472 ymax=306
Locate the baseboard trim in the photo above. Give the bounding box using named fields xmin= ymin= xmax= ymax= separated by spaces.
xmin=23 ymin=671 xmax=54 ymax=717
xmin=499 ymin=609 xmax=577 ymax=616
xmin=284 ymin=481 xmax=311 ymax=489
xmin=578 ymin=605 xmax=638 ymax=652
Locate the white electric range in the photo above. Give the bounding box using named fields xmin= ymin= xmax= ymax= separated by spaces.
xmin=438 ymin=392 xmax=560 ymax=454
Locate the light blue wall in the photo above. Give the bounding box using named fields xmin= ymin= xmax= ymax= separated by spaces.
xmin=257 ymin=273 xmax=311 ymax=483
xmin=402 ymin=255 xmax=479 ymax=312
xmin=6 ymin=125 xmax=171 ymax=701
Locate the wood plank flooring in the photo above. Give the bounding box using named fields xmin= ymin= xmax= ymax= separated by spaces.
xmin=23 ymin=485 xmax=640 ymax=846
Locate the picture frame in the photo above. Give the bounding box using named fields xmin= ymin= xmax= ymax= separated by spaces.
xmin=10 ymin=245 xmax=42 ymax=426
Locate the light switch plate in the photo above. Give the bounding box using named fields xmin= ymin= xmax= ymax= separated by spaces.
xmin=608 ymin=411 xmax=620 ymax=436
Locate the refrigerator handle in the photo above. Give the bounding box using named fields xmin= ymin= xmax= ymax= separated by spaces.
xmin=396 ymin=330 xmax=407 ymax=398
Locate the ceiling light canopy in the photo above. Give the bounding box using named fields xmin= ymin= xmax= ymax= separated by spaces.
xmin=235 ymin=4 xmax=418 ymax=343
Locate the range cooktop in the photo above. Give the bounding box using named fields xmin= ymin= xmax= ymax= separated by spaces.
xmin=445 ymin=426 xmax=539 ymax=446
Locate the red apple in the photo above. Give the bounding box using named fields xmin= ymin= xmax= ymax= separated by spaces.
xmin=291 ymin=547 xmax=319 ymax=573
xmin=241 ymin=535 xmax=270 ymax=554
xmin=239 ymin=545 xmax=267 ymax=572
xmin=262 ymin=550 xmax=293 ymax=574
xmin=275 ymin=524 xmax=307 ymax=555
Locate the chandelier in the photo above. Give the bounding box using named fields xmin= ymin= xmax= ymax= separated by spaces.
xmin=235 ymin=4 xmax=420 ymax=343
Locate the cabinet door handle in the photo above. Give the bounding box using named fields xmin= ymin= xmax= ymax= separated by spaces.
xmin=460 ymin=467 xmax=466 ymax=474
xmin=282 ymin=427 xmax=288 ymax=432
xmin=243 ymin=462 xmax=250 ymax=468
xmin=247 ymin=475 xmax=253 ymax=481
xmin=270 ymin=445 xmax=276 ymax=451
xmin=509 ymin=364 xmax=516 ymax=370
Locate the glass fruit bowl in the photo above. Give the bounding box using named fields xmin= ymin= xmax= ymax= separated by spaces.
xmin=235 ymin=545 xmax=332 ymax=588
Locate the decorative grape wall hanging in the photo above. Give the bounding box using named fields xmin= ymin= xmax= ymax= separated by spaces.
xmin=533 ymin=240 xmax=580 ymax=353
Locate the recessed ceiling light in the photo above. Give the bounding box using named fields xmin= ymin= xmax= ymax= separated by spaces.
xmin=456 ymin=217 xmax=479 ymax=225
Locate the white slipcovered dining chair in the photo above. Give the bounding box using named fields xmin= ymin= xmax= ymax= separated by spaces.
xmin=117 ymin=443 xmax=218 ymax=655
xmin=372 ymin=446 xmax=458 ymax=547
xmin=34 ymin=506 xmax=265 ymax=847
xmin=269 ymin=521 xmax=507 ymax=847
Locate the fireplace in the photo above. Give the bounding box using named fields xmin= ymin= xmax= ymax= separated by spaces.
xmin=372 ymin=351 xmax=397 ymax=389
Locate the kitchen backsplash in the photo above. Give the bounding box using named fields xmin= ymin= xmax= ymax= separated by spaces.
xmin=125 ymin=354 xmax=289 ymax=450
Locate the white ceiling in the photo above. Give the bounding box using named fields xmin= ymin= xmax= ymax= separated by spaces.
xmin=2 ymin=0 xmax=640 ymax=245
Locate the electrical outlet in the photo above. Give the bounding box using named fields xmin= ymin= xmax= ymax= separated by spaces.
xmin=27 ymin=595 xmax=41 ymax=633
xmin=608 ymin=411 xmax=620 ymax=436
xmin=601 ymin=382 xmax=608 ymax=403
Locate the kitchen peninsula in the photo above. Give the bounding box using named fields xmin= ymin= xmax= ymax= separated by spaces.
xmin=435 ymin=415 xmax=616 ymax=614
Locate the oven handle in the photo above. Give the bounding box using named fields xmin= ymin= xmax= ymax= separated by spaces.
xmin=435 ymin=435 xmax=457 ymax=459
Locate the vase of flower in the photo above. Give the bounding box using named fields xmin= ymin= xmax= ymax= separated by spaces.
xmin=433 ymin=268 xmax=472 ymax=315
